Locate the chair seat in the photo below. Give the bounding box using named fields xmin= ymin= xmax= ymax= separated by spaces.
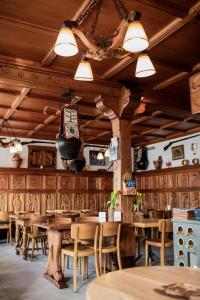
xmin=99 ymin=245 xmax=117 ymax=253
xmin=62 ymin=244 xmax=95 ymax=257
xmin=146 ymin=239 xmax=173 ymax=248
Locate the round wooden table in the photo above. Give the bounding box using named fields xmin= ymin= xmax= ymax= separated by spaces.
xmin=86 ymin=266 xmax=200 ymax=300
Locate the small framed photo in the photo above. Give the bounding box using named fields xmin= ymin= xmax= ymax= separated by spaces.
xmin=171 ymin=145 xmax=185 ymax=160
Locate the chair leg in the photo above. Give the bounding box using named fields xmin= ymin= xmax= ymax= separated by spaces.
xmin=31 ymin=239 xmax=36 ymax=261
xmin=66 ymin=255 xmax=70 ymax=269
xmin=41 ymin=239 xmax=44 ymax=254
xmin=99 ymin=253 xmax=102 ymax=276
xmin=117 ymin=248 xmax=122 ymax=270
xmin=73 ymin=256 xmax=77 ymax=293
xmin=145 ymin=242 xmax=149 ymax=266
xmin=85 ymin=257 xmax=88 ymax=279
xmin=103 ymin=254 xmax=106 ymax=274
xmin=81 ymin=257 xmax=85 ymax=280
xmin=94 ymin=250 xmax=100 ymax=277
xmin=160 ymin=247 xmax=164 ymax=266
xmin=7 ymin=229 xmax=9 ymax=243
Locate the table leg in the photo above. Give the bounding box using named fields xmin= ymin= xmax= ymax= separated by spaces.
xmin=9 ymin=217 xmax=12 ymax=244
xmin=44 ymin=229 xmax=67 ymax=289
xmin=22 ymin=225 xmax=28 ymax=260
xmin=15 ymin=223 xmax=20 ymax=255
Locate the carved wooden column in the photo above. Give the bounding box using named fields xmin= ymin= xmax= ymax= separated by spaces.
xmin=96 ymin=87 xmax=145 ymax=266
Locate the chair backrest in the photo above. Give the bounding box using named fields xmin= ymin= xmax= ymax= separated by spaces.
xmin=29 ymin=215 xmax=48 ymax=234
xmin=100 ymin=222 xmax=121 ymax=237
xmin=159 ymin=219 xmax=173 ymax=233
xmin=0 ymin=212 xmax=9 ymax=222
xmin=48 ymin=217 xmax=72 ymax=224
xmin=71 ymin=223 xmax=99 ymax=241
xmin=56 ymin=213 xmax=79 ymax=221
xmin=75 ymin=216 xmax=99 ymax=223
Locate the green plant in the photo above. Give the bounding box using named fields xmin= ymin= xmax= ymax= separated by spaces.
xmin=133 ymin=191 xmax=143 ymax=212
xmin=107 ymin=190 xmax=121 ymax=209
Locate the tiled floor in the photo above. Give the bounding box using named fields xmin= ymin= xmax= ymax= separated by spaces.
xmin=0 ymin=241 xmax=174 ymax=300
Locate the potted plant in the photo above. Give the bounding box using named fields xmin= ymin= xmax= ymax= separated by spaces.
xmin=133 ymin=191 xmax=143 ymax=219
xmin=107 ymin=190 xmax=121 ymax=221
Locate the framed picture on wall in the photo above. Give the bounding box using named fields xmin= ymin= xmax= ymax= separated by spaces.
xmin=89 ymin=150 xmax=108 ymax=166
xmin=171 ymin=145 xmax=185 ymax=160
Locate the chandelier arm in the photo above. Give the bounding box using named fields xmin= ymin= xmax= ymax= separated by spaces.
xmin=109 ymin=18 xmax=129 ymax=49
xmin=73 ymin=28 xmax=99 ymax=53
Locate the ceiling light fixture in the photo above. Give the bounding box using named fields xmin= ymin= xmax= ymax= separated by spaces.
xmin=135 ymin=54 xmax=156 ymax=78
xmin=54 ymin=0 xmax=155 ymax=81
xmin=97 ymin=151 xmax=104 ymax=160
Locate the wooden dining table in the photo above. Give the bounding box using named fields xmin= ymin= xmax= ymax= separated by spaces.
xmin=86 ymin=266 xmax=200 ymax=300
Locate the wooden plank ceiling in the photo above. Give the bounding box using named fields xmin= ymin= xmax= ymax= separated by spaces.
xmin=0 ymin=0 xmax=199 ymax=146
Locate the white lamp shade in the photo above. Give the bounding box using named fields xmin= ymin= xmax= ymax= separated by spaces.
xmin=104 ymin=148 xmax=110 ymax=158
xmin=74 ymin=59 xmax=94 ymax=81
xmin=97 ymin=152 xmax=104 ymax=160
xmin=135 ymin=54 xmax=156 ymax=78
xmin=54 ymin=26 xmax=78 ymax=57
xmin=14 ymin=141 xmax=23 ymax=152
xmin=10 ymin=146 xmax=17 ymax=154
xmin=123 ymin=21 xmax=149 ymax=53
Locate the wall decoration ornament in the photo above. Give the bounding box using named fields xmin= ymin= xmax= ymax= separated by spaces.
xmin=0 ymin=194 xmax=7 ymax=211
xmin=28 ymin=194 xmax=40 ymax=212
xmin=171 ymin=145 xmax=185 ymax=160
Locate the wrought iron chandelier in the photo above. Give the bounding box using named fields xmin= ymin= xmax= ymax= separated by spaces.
xmin=54 ymin=0 xmax=156 ymax=81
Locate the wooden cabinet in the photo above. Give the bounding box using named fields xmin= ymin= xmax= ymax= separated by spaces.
xmin=134 ymin=165 xmax=200 ymax=210
xmin=28 ymin=145 xmax=57 ymax=169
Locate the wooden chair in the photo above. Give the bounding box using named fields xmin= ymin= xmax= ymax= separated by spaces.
xmin=145 ymin=219 xmax=173 ymax=266
xmin=0 ymin=212 xmax=9 ymax=243
xmin=61 ymin=223 xmax=99 ymax=293
xmin=48 ymin=217 xmax=72 ymax=224
xmin=98 ymin=222 xmax=122 ymax=275
xmin=27 ymin=215 xmax=48 ymax=260
xmin=134 ymin=214 xmax=148 ymax=258
xmin=75 ymin=216 xmax=99 ymax=223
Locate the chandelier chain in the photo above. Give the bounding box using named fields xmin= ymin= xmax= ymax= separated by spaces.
xmin=75 ymin=0 xmax=101 ymax=25
xmin=90 ymin=0 xmax=102 ymax=35
xmin=113 ymin=0 xmax=129 ymax=20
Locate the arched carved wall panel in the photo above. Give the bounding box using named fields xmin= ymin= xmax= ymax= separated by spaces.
xmin=134 ymin=166 xmax=200 ymax=210
xmin=0 ymin=169 xmax=112 ymax=213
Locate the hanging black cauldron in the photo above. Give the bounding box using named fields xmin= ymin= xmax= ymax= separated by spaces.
xmin=136 ymin=146 xmax=149 ymax=170
xmin=69 ymin=157 xmax=86 ymax=172
xmin=56 ymin=135 xmax=82 ymax=160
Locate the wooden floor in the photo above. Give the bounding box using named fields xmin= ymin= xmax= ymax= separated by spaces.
xmin=0 ymin=241 xmax=174 ymax=300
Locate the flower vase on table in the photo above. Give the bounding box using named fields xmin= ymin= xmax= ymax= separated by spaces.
xmin=133 ymin=191 xmax=143 ymax=221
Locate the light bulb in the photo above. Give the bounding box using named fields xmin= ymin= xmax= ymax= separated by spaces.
xmin=97 ymin=152 xmax=104 ymax=160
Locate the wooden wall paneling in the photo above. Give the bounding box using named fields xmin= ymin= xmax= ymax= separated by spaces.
xmin=10 ymin=174 xmax=26 ymax=189
xmin=99 ymin=193 xmax=109 ymax=211
xmin=190 ymin=191 xmax=200 ymax=207
xmin=136 ymin=176 xmax=142 ymax=189
xmin=167 ymin=173 xmax=177 ymax=188
xmin=159 ymin=174 xmax=168 ymax=189
xmin=73 ymin=176 xmax=88 ymax=190
xmin=45 ymin=193 xmax=56 ymax=212
xmin=159 ymin=192 xmax=168 ymax=210
xmin=74 ymin=193 xmax=85 ymax=211
xmin=44 ymin=175 xmax=57 ymax=189
xmin=151 ymin=175 xmax=158 ymax=189
xmin=88 ymin=193 xmax=99 ymax=211
xmin=179 ymin=192 xmax=190 ymax=208
xmin=101 ymin=176 xmax=112 ymax=190
xmin=143 ymin=177 xmax=150 ymax=189
xmin=143 ymin=192 xmax=151 ymax=209
xmin=9 ymin=193 xmax=24 ymax=212
xmin=27 ymin=175 xmax=42 ymax=189
xmin=25 ymin=193 xmax=41 ymax=213
xmin=59 ymin=175 xmax=72 ymax=190
xmin=151 ymin=192 xmax=160 ymax=209
xmin=0 ymin=174 xmax=9 ymax=189
xmin=169 ymin=191 xmax=179 ymax=208
xmin=189 ymin=171 xmax=200 ymax=188
xmin=59 ymin=193 xmax=73 ymax=211
xmin=88 ymin=176 xmax=102 ymax=190
xmin=0 ymin=193 xmax=8 ymax=211
xmin=177 ymin=172 xmax=189 ymax=188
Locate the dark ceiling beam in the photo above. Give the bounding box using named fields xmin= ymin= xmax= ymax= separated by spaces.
xmin=102 ymin=1 xmax=200 ymax=79
xmin=135 ymin=0 xmax=188 ymax=18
